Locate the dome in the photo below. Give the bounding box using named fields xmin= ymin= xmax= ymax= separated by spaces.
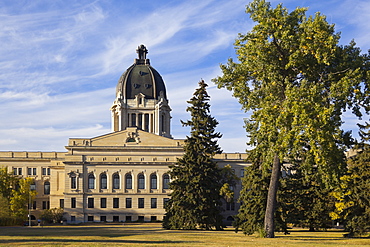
xmin=116 ymin=45 xmax=167 ymax=100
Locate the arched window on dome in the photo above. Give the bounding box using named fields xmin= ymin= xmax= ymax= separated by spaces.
xmin=163 ymin=174 xmax=170 ymax=190
xmin=138 ymin=173 xmax=145 ymax=189
xmin=125 ymin=173 xmax=132 ymax=189
xmin=44 ymin=181 xmax=50 ymax=195
xmin=88 ymin=173 xmax=95 ymax=189
xmin=100 ymin=173 xmax=107 ymax=190
xmin=113 ymin=173 xmax=120 ymax=189
xmin=150 ymin=173 xmax=157 ymax=190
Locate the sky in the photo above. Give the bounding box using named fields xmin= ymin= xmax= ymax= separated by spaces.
xmin=0 ymin=0 xmax=370 ymax=153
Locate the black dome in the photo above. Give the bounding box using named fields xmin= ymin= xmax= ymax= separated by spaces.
xmin=116 ymin=45 xmax=167 ymax=100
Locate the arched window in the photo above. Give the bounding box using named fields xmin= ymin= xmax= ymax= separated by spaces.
xmin=138 ymin=173 xmax=145 ymax=189
xmin=44 ymin=181 xmax=50 ymax=195
xmin=100 ymin=173 xmax=107 ymax=189
xmin=113 ymin=173 xmax=120 ymax=189
xmin=88 ymin=173 xmax=95 ymax=189
xmin=125 ymin=173 xmax=132 ymax=189
xmin=163 ymin=174 xmax=170 ymax=189
xmin=150 ymin=174 xmax=157 ymax=189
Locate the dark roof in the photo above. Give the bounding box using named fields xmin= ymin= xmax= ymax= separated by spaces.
xmin=116 ymin=45 xmax=167 ymax=100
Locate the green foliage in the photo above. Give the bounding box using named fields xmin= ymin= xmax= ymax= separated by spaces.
xmin=331 ymin=123 xmax=370 ymax=237
xmin=163 ymin=80 xmax=224 ymax=230
xmin=213 ymin=0 xmax=369 ymax=237
xmin=10 ymin=177 xmax=37 ymax=219
xmin=219 ymin=164 xmax=239 ymax=203
xmin=41 ymin=208 xmax=65 ymax=223
xmin=0 ymin=167 xmax=18 ymax=201
xmin=234 ymin=163 xmax=287 ymax=235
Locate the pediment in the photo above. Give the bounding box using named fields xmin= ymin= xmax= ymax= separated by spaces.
xmin=68 ymin=127 xmax=184 ymax=148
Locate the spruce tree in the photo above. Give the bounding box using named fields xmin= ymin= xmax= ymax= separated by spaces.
xmin=163 ymin=80 xmax=223 ymax=230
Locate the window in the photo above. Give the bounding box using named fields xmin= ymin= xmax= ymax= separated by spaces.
xmin=163 ymin=174 xmax=170 ymax=189
xmin=71 ymin=216 xmax=76 ymax=222
xmin=18 ymin=168 xmax=22 ymax=175
xmin=47 ymin=168 xmax=50 ymax=175
xmin=88 ymin=198 xmax=94 ymax=208
xmin=125 ymin=216 xmax=132 ymax=222
xmin=226 ymin=202 xmax=235 ymax=211
xmin=113 ymin=216 xmax=119 ymax=222
xmin=151 ymin=198 xmax=157 ymax=208
xmin=240 ymin=169 xmax=244 ymax=177
xmin=44 ymin=181 xmax=50 ymax=195
xmin=113 ymin=173 xmax=120 ymax=189
xmin=88 ymin=173 xmax=95 ymax=189
xmin=28 ymin=168 xmax=31 ymax=175
xmin=87 ymin=216 xmax=94 ymax=222
xmin=163 ymin=198 xmax=169 ymax=208
xmin=131 ymin=113 xmax=136 ymax=126
xmin=71 ymin=176 xmax=77 ymax=189
xmin=138 ymin=198 xmax=144 ymax=208
xmin=125 ymin=173 xmax=132 ymax=189
xmin=100 ymin=216 xmax=106 ymax=222
xmin=101 ymin=198 xmax=107 ymax=208
xmin=13 ymin=168 xmax=17 ymax=175
xmin=30 ymin=181 xmax=36 ymax=191
xmin=33 ymin=201 xmax=37 ymax=210
xmin=71 ymin=198 xmax=76 ymax=208
xmin=126 ymin=198 xmax=132 ymax=208
xmin=42 ymin=201 xmax=47 ymax=210
xmin=150 ymin=174 xmax=157 ymax=189
xmin=138 ymin=216 xmax=144 ymax=222
xmin=100 ymin=173 xmax=107 ymax=189
xmin=151 ymin=216 xmax=157 ymax=221
xmin=60 ymin=199 xmax=64 ymax=209
xmin=138 ymin=174 xmax=145 ymax=189
xmin=42 ymin=168 xmax=47 ymax=175
xmin=113 ymin=198 xmax=119 ymax=208
xmin=33 ymin=168 xmax=37 ymax=175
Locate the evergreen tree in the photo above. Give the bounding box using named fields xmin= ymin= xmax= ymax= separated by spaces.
xmin=213 ymin=0 xmax=369 ymax=237
xmin=163 ymin=80 xmax=223 ymax=230
xmin=331 ymin=123 xmax=370 ymax=237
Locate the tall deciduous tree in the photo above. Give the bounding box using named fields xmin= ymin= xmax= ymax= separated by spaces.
xmin=10 ymin=177 xmax=37 ymax=219
xmin=213 ymin=0 xmax=369 ymax=237
xmin=163 ymin=80 xmax=223 ymax=230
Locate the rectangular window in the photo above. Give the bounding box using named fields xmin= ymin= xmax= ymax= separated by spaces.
xmin=88 ymin=198 xmax=94 ymax=208
xmin=100 ymin=216 xmax=106 ymax=222
xmin=113 ymin=216 xmax=119 ymax=222
xmin=47 ymin=201 xmax=50 ymax=209
xmin=42 ymin=168 xmax=46 ymax=175
xmin=126 ymin=198 xmax=132 ymax=208
xmin=125 ymin=216 xmax=132 ymax=222
xmin=42 ymin=201 xmax=47 ymax=210
xmin=240 ymin=169 xmax=244 ymax=177
xmin=163 ymin=198 xmax=169 ymax=208
xmin=138 ymin=216 xmax=144 ymax=222
xmin=71 ymin=216 xmax=76 ymax=222
xmin=101 ymin=198 xmax=107 ymax=208
xmin=71 ymin=176 xmax=76 ymax=189
xmin=226 ymin=202 xmax=235 ymax=211
xmin=151 ymin=216 xmax=157 ymax=221
xmin=28 ymin=168 xmax=31 ymax=175
xmin=13 ymin=168 xmax=17 ymax=175
xmin=47 ymin=168 xmax=50 ymax=175
xmin=33 ymin=168 xmax=37 ymax=175
xmin=151 ymin=198 xmax=157 ymax=208
xmin=71 ymin=198 xmax=76 ymax=208
xmin=18 ymin=168 xmax=22 ymax=175
xmin=138 ymin=198 xmax=144 ymax=208
xmin=60 ymin=199 xmax=64 ymax=209
xmin=87 ymin=216 xmax=94 ymax=222
xmin=113 ymin=198 xmax=119 ymax=208
xmin=33 ymin=201 xmax=37 ymax=210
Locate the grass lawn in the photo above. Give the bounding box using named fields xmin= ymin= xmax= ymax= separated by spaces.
xmin=0 ymin=223 xmax=369 ymax=246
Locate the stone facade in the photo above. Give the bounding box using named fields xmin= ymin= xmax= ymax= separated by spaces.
xmin=0 ymin=45 xmax=250 ymax=223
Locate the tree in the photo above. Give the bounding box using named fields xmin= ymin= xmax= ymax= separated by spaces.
xmin=10 ymin=177 xmax=37 ymax=219
xmin=41 ymin=208 xmax=65 ymax=224
xmin=163 ymin=80 xmax=224 ymax=230
xmin=331 ymin=123 xmax=370 ymax=237
xmin=0 ymin=167 xmax=18 ymax=201
xmin=213 ymin=0 xmax=369 ymax=237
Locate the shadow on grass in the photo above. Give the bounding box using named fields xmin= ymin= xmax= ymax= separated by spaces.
xmin=0 ymin=239 xmax=193 ymax=245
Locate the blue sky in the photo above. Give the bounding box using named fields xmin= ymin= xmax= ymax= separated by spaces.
xmin=0 ymin=0 xmax=369 ymax=152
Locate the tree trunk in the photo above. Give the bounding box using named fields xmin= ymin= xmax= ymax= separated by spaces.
xmin=264 ymin=154 xmax=281 ymax=238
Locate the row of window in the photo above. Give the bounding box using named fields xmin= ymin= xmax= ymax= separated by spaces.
xmin=13 ymin=167 xmax=50 ymax=176
xmin=71 ymin=215 xmax=158 ymax=222
xmin=28 ymin=200 xmax=50 ymax=210
xmin=71 ymin=172 xmax=170 ymax=190
xmin=70 ymin=197 xmax=169 ymax=209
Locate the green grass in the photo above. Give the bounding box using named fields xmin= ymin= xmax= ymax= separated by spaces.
xmin=0 ymin=223 xmax=369 ymax=246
